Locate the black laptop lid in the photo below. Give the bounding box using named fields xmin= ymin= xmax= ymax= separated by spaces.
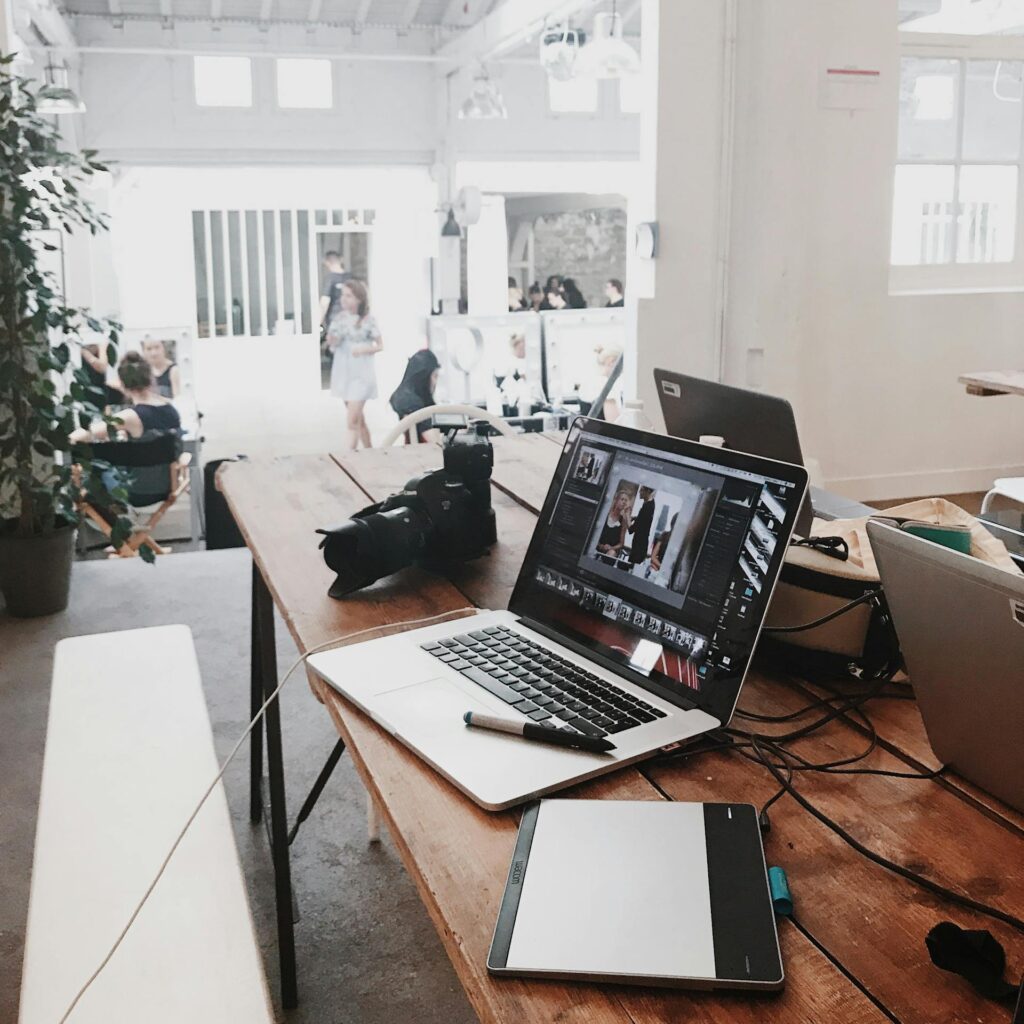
xmin=654 ymin=370 xmax=811 ymax=536
xmin=509 ymin=417 xmax=807 ymax=726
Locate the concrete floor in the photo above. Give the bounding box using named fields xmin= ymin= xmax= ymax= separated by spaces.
xmin=0 ymin=549 xmax=478 ymax=1024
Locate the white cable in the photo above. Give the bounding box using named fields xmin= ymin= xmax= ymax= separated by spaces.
xmin=56 ymin=605 xmax=477 ymax=1024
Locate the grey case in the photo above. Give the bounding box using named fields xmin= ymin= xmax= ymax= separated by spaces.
xmin=868 ymin=521 xmax=1024 ymax=813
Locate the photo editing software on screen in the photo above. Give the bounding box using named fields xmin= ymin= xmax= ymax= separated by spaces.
xmin=524 ymin=427 xmax=799 ymax=705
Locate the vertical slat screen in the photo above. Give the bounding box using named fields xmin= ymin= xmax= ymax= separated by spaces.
xmin=191 ymin=208 xmax=373 ymax=338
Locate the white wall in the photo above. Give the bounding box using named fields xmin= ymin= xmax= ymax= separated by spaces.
xmin=638 ymin=0 xmax=1024 ymax=500
xmin=727 ymin=0 xmax=1024 ymax=499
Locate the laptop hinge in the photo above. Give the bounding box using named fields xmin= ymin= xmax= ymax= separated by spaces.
xmin=515 ymin=615 xmax=701 ymax=713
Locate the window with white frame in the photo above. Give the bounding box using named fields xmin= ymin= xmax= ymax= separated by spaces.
xmin=892 ymin=56 xmax=1024 ymax=273
xmin=193 ymin=56 xmax=253 ymax=108
xmin=275 ymin=58 xmax=333 ymax=110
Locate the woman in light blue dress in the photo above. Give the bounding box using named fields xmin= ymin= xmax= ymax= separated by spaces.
xmin=326 ymin=279 xmax=383 ymax=449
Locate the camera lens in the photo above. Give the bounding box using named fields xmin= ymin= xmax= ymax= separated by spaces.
xmin=322 ymin=505 xmax=429 ymax=597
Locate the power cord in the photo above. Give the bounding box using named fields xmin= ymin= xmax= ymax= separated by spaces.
xmin=56 ymin=606 xmax=477 ymax=1024
xmin=762 ymin=589 xmax=882 ymax=634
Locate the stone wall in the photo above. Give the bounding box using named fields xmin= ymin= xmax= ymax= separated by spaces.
xmin=527 ymin=207 xmax=628 ymax=309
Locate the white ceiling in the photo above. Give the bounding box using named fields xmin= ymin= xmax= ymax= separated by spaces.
xmin=56 ymin=0 xmax=505 ymax=31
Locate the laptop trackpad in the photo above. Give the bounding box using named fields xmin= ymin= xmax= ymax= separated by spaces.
xmin=372 ymin=676 xmax=605 ymax=797
xmin=373 ymin=675 xmax=493 ymax=738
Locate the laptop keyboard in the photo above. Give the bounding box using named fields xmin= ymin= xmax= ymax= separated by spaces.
xmin=419 ymin=625 xmax=666 ymax=739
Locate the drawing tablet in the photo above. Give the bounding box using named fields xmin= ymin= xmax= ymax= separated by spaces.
xmin=488 ymin=800 xmax=784 ymax=991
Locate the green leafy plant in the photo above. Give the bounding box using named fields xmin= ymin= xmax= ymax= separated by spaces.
xmin=0 ymin=55 xmax=150 ymax=560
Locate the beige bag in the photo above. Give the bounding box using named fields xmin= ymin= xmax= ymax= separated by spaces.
xmin=763 ymin=498 xmax=1018 ymax=678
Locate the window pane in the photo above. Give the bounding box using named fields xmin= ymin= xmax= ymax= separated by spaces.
xmin=194 ymin=56 xmax=253 ymax=108
xmin=891 ymin=164 xmax=955 ymax=265
xmin=619 ymin=73 xmax=642 ymax=114
xmin=276 ymin=58 xmax=332 ymax=109
xmin=963 ymin=60 xmax=1024 ymax=161
xmin=900 ymin=0 xmax=1024 ymax=35
xmin=899 ymin=58 xmax=959 ymax=161
xmin=957 ymin=165 xmax=1018 ymax=263
xmin=548 ymin=76 xmax=598 ymax=113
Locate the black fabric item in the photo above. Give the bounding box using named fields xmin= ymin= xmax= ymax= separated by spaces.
xmin=153 ymin=363 xmax=176 ymax=398
xmin=204 ymin=457 xmax=247 ymax=550
xmin=389 ymin=349 xmax=440 ymax=439
xmin=926 ymin=921 xmax=1019 ymax=1002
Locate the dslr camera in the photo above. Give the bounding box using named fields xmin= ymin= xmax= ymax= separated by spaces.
xmin=319 ymin=425 xmax=497 ymax=598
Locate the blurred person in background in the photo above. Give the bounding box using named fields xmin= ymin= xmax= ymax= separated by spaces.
xmin=326 ymin=279 xmax=382 ymax=450
xmin=389 ymin=349 xmax=441 ymax=444
xmin=319 ymin=251 xmax=353 ymax=332
xmin=527 ymin=283 xmax=544 ymax=312
xmin=604 ymin=279 xmax=625 ymax=308
xmin=142 ymin=338 xmax=180 ymax=399
xmin=562 ymin=277 xmax=587 ymax=309
xmin=540 ymin=274 xmax=563 ymax=310
xmin=508 ymin=276 xmax=528 ymax=312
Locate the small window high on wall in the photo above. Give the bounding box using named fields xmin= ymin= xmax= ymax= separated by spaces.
xmin=276 ymin=58 xmax=333 ymax=109
xmin=193 ymin=56 xmax=253 ymax=108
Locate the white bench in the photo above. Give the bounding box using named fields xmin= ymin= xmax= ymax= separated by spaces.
xmin=20 ymin=625 xmax=275 ymax=1024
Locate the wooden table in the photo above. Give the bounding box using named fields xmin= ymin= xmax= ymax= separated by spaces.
xmin=219 ymin=434 xmax=1024 ymax=1024
xmin=959 ymin=370 xmax=1024 ymax=398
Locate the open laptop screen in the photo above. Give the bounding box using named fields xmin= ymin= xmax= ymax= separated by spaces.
xmin=509 ymin=418 xmax=807 ymax=724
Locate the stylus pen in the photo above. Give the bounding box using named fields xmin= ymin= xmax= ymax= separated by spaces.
xmin=463 ymin=711 xmax=615 ymax=753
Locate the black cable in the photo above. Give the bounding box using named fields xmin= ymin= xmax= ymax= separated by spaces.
xmin=762 ymin=589 xmax=882 ymax=634
xmin=747 ymin=736 xmax=1024 ymax=936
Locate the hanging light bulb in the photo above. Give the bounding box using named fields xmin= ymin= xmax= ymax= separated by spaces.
xmin=458 ymin=65 xmax=507 ymax=120
xmin=576 ymin=3 xmax=640 ymax=80
xmin=37 ymin=62 xmax=87 ymax=115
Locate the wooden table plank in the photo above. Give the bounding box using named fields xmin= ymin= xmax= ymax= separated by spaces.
xmin=650 ymin=668 xmax=1024 ymax=1024
xmin=217 ymin=440 xmax=965 ymax=1024
xmin=959 ymin=370 xmax=1024 ymax=397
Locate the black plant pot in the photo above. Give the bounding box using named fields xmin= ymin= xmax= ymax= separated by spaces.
xmin=0 ymin=521 xmax=77 ymax=618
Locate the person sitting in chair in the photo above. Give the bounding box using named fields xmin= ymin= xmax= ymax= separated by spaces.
xmin=71 ymin=351 xmax=182 ymax=504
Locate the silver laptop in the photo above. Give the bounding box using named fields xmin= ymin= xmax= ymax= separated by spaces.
xmin=309 ymin=417 xmax=808 ymax=811
xmin=868 ymin=521 xmax=1024 ymax=813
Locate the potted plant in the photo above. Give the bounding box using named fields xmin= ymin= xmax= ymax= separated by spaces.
xmin=0 ymin=55 xmax=145 ymax=618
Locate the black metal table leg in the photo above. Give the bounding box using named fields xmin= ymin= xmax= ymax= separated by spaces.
xmin=253 ymin=562 xmax=299 ymax=1010
xmin=249 ymin=561 xmax=263 ymax=826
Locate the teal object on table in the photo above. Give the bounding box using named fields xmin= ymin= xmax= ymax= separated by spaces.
xmin=768 ymin=866 xmax=793 ymax=916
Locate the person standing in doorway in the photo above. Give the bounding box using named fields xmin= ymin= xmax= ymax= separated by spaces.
xmin=326 ymin=279 xmax=382 ymax=449
xmin=319 ymin=251 xmax=353 ymax=333
xmin=604 ymin=279 xmax=625 ymax=307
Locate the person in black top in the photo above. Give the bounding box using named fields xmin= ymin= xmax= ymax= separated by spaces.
xmin=596 ymin=489 xmax=632 ymax=561
xmin=71 ymin=351 xmax=182 ymax=502
xmin=562 ymin=277 xmax=588 ymax=309
xmin=389 ymin=349 xmax=441 ymax=443
xmin=527 ymin=283 xmax=544 ymax=312
xmin=320 ymin=251 xmax=353 ymax=332
xmin=142 ymin=338 xmax=180 ymax=399
xmin=628 ymin=486 xmax=656 ymax=565
xmin=539 ymin=275 xmax=563 ymax=310
xmin=604 ymin=278 xmax=625 ymax=307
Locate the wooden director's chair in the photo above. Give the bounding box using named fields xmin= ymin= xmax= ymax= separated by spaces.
xmin=78 ymin=433 xmax=192 ymax=557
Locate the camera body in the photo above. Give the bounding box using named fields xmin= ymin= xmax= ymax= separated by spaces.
xmin=319 ymin=427 xmax=497 ymax=597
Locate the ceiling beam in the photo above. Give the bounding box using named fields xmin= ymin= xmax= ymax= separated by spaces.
xmin=159 ymin=0 xmax=173 ymax=24
xmin=353 ymin=0 xmax=372 ymax=32
xmin=442 ymin=0 xmax=489 ymax=27
xmin=436 ymin=0 xmax=601 ymax=65
xmin=399 ymin=0 xmax=423 ymax=28
xmin=306 ymin=0 xmax=323 ymax=27
xmin=259 ymin=0 xmax=272 ymax=28
xmin=210 ymin=0 xmax=221 ymax=22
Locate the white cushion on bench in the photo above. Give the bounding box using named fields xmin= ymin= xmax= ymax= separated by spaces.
xmin=20 ymin=625 xmax=274 ymax=1024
